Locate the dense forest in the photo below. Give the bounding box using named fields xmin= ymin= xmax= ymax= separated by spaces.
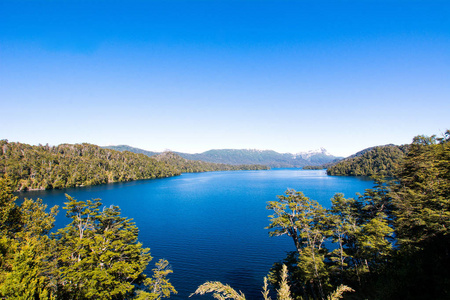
xmin=0 ymin=178 xmax=176 ymax=299
xmin=0 ymin=140 xmax=267 ymax=192
xmin=0 ymin=140 xmax=180 ymax=191
xmin=0 ymin=131 xmax=449 ymax=299
xmin=191 ymin=131 xmax=450 ymax=300
xmin=326 ymin=145 xmax=409 ymax=177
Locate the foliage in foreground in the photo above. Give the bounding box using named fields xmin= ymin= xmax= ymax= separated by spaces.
xmin=193 ymin=130 xmax=449 ymax=300
xmin=191 ymin=264 xmax=353 ymax=300
xmin=266 ymin=131 xmax=450 ymax=300
xmin=2 ymin=130 xmax=449 ymax=299
xmin=0 ymin=177 xmax=176 ymax=299
xmin=266 ymin=185 xmax=393 ymax=299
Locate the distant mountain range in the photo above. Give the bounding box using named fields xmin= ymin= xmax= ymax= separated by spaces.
xmin=103 ymin=145 xmax=341 ymax=168
xmin=103 ymin=145 xmax=159 ymax=157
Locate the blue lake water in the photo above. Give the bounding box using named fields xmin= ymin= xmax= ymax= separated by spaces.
xmin=18 ymin=169 xmax=374 ymax=299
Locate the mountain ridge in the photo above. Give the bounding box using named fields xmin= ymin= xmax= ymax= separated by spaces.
xmin=103 ymin=145 xmax=341 ymax=168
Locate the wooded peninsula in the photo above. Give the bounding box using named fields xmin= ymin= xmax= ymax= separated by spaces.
xmin=0 ymin=140 xmax=268 ymax=192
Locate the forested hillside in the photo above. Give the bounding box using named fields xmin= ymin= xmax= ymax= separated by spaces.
xmin=326 ymin=144 xmax=409 ymax=177
xmin=0 ymin=140 xmax=268 ymax=192
xmin=154 ymin=151 xmax=268 ymax=173
xmin=193 ymin=131 xmax=450 ymax=300
xmin=0 ymin=140 xmax=181 ymax=191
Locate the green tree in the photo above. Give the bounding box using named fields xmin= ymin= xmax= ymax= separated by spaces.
xmin=267 ymin=188 xmax=394 ymax=299
xmin=266 ymin=190 xmax=332 ymax=299
xmin=328 ymin=194 xmax=359 ymax=283
xmin=326 ymin=145 xmax=408 ymax=177
xmin=0 ymin=179 xmax=176 ymax=299
xmin=392 ymin=133 xmax=450 ymax=247
xmin=0 ymin=177 xmax=58 ymax=299
xmin=0 ymin=236 xmax=56 ymax=300
xmin=141 ymin=259 xmax=178 ymax=299
xmin=0 ymin=176 xmax=21 ymax=236
xmin=1 ymin=141 xmax=267 ymax=192
xmin=382 ymin=131 xmax=450 ymax=299
xmin=53 ymin=195 xmax=176 ymax=299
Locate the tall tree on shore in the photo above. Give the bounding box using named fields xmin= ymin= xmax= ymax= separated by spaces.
xmin=53 ymin=195 xmax=177 ymax=299
xmin=385 ymin=131 xmax=450 ymax=299
xmin=392 ymin=132 xmax=450 ymax=247
xmin=0 ymin=177 xmax=58 ymax=299
xmin=266 ymin=190 xmax=332 ymax=299
xmin=266 ymin=187 xmax=394 ymax=299
xmin=0 ymin=177 xmax=177 ymax=299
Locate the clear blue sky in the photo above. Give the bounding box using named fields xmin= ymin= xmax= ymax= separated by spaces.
xmin=1 ymin=0 xmax=449 ymax=157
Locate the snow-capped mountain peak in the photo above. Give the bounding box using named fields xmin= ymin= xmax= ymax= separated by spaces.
xmin=295 ymin=148 xmax=330 ymax=159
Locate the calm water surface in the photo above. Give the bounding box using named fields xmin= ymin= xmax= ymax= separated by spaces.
xmin=18 ymin=169 xmax=374 ymax=299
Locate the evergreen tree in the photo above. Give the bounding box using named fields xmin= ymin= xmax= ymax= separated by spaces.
xmin=0 ymin=177 xmax=58 ymax=299
xmin=53 ymin=195 xmax=176 ymax=299
xmin=266 ymin=190 xmax=332 ymax=299
xmin=0 ymin=177 xmax=177 ymax=299
xmin=0 ymin=176 xmax=21 ymax=236
xmin=266 ymin=188 xmax=394 ymax=299
xmin=384 ymin=131 xmax=450 ymax=299
xmin=392 ymin=133 xmax=450 ymax=247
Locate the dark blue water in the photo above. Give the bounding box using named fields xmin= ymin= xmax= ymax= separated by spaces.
xmin=18 ymin=169 xmax=373 ymax=299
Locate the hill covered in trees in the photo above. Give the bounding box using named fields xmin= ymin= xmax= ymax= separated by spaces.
xmin=0 ymin=140 xmax=267 ymax=192
xmin=303 ymin=144 xmax=409 ymax=176
xmin=326 ymin=144 xmax=409 ymax=177
xmin=192 ymin=131 xmax=450 ymax=300
xmin=153 ymin=151 xmax=268 ymax=173
xmin=105 ymin=146 xmax=340 ymax=168
xmin=0 ymin=140 xmax=180 ymax=191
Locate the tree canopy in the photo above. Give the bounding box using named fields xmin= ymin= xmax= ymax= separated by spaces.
xmin=326 ymin=145 xmax=409 ymax=177
xmin=0 ymin=140 xmax=267 ymax=192
xmin=265 ymin=131 xmax=449 ymax=300
xmin=0 ymin=177 xmax=176 ymax=299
